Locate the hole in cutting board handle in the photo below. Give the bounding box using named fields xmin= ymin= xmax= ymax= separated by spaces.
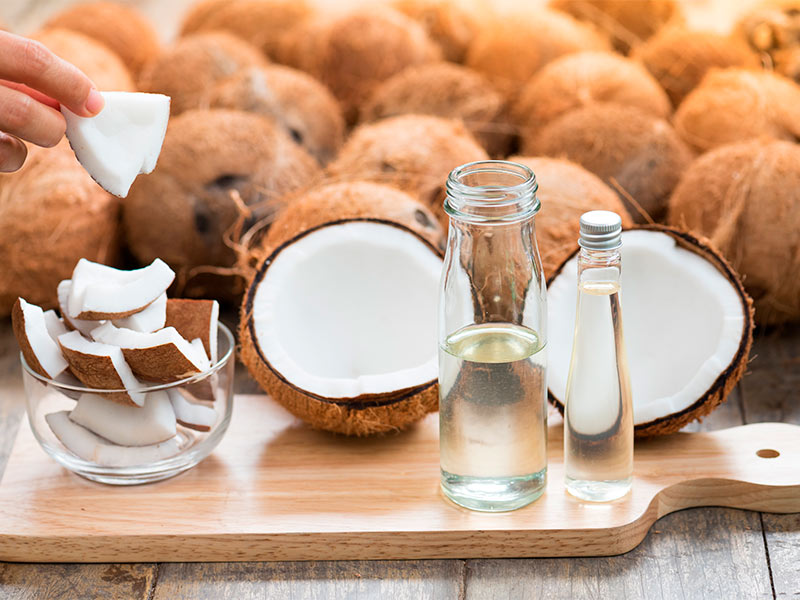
xmin=756 ymin=449 xmax=780 ymax=458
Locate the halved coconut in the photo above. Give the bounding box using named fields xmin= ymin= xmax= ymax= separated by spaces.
xmin=62 ymin=92 xmax=170 ymax=198
xmin=113 ymin=292 xmax=167 ymax=333
xmin=547 ymin=226 xmax=754 ymax=437
xmin=165 ymin=299 xmax=219 ymax=363
xmin=11 ymin=299 xmax=69 ymax=379
xmin=240 ymin=219 xmax=442 ymax=435
xmin=168 ymin=389 xmax=217 ymax=432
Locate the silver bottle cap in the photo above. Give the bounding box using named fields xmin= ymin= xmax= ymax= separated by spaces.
xmin=579 ymin=211 xmax=622 ymax=250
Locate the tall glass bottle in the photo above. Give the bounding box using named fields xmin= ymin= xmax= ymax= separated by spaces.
xmin=438 ymin=160 xmax=548 ymax=512
xmin=564 ymin=211 xmax=633 ymax=502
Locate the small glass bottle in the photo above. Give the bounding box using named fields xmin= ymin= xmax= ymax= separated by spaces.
xmin=564 ymin=211 xmax=633 ymax=502
xmin=438 ymin=160 xmax=548 ymax=512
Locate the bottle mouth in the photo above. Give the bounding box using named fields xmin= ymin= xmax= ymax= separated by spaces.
xmin=445 ymin=160 xmax=540 ymax=223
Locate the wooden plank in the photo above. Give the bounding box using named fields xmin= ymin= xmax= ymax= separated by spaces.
xmin=0 ymin=563 xmax=157 ymax=600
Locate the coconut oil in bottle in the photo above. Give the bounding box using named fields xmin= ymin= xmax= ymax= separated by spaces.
xmin=564 ymin=211 xmax=633 ymax=502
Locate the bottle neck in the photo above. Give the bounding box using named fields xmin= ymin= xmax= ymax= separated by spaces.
xmin=578 ymin=247 xmax=621 ymax=284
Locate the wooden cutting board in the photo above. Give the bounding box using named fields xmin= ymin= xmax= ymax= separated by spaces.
xmin=0 ymin=394 xmax=798 ymax=562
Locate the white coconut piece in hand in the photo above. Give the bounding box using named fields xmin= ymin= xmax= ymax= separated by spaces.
xmin=11 ymin=299 xmax=69 ymax=379
xmin=113 ymin=292 xmax=167 ymax=332
xmin=46 ymin=411 xmax=180 ymax=467
xmin=58 ymin=330 xmax=145 ymax=406
xmin=68 ymin=257 xmax=175 ymax=319
xmin=168 ymin=389 xmax=216 ymax=432
xmin=62 ymin=91 xmax=170 ymax=198
xmin=69 ymin=391 xmax=176 ymax=446
xmin=57 ymin=280 xmax=104 ymax=336
xmin=165 ymin=298 xmax=219 ymax=362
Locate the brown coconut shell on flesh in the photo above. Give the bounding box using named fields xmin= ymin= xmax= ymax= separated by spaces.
xmin=180 ymin=0 xmax=311 ymax=60
xmin=123 ymin=109 xmax=320 ymax=296
xmin=531 ymin=103 xmax=694 ymax=223
xmin=673 ymin=68 xmax=800 ymax=153
xmin=0 ymin=142 xmax=118 ymax=317
xmin=548 ymin=225 xmax=754 ymax=437
xmin=326 ymin=115 xmax=488 ymax=228
xmin=668 ymin=138 xmax=800 ymax=325
xmin=207 ymin=65 xmax=345 ymax=165
xmin=360 ymin=62 xmax=512 ymax=157
xmin=633 ymin=28 xmax=760 ymax=107
xmin=32 ymin=28 xmax=136 ymax=91
xmin=464 ymin=9 xmax=610 ymax=100
xmin=509 ymin=156 xmax=633 ymax=278
xmin=239 ymin=219 xmax=440 ymax=436
xmin=165 ymin=299 xmax=216 ymax=360
xmin=277 ymin=7 xmax=441 ymax=123
xmin=392 ymin=0 xmax=479 ymax=63
xmin=45 ymin=1 xmax=160 ymax=76
xmin=513 ymin=51 xmax=671 ymax=143
xmin=138 ymin=32 xmax=268 ymax=115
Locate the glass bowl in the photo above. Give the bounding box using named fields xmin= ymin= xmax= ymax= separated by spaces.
xmin=21 ymin=323 xmax=235 ymax=485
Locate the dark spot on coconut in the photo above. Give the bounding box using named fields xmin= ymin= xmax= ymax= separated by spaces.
xmin=380 ymin=161 xmax=397 ymax=173
xmin=414 ymin=209 xmax=433 ymax=229
xmin=648 ymin=159 xmax=658 ymax=170
xmin=194 ymin=209 xmax=211 ymax=235
xmin=786 ymin=8 xmax=800 ymax=16
xmin=288 ymin=127 xmax=304 ymax=145
xmin=208 ymin=173 xmax=246 ymax=190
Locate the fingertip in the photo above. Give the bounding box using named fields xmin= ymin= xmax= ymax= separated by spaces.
xmin=84 ymin=88 xmax=104 ymax=116
xmin=0 ymin=133 xmax=28 ymax=173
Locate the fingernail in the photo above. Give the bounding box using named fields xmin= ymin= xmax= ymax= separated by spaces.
xmin=85 ymin=89 xmax=104 ymax=115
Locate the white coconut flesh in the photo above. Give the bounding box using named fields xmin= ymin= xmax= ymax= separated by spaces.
xmin=16 ymin=299 xmax=69 ymax=378
xmin=57 ymin=280 xmax=103 ymax=336
xmin=91 ymin=323 xmax=211 ymax=372
xmin=113 ymin=292 xmax=167 ymax=332
xmin=548 ymin=230 xmax=747 ymax=427
xmin=251 ymin=222 xmax=442 ymax=398
xmin=168 ymin=389 xmax=217 ymax=431
xmin=62 ymin=91 xmax=170 ymax=198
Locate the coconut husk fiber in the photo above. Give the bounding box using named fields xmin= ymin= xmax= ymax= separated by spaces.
xmin=45 ymin=1 xmax=160 ymax=76
xmin=0 ymin=142 xmax=119 ymax=317
xmin=361 ymin=62 xmax=511 ymax=157
xmin=180 ymin=0 xmax=311 ymax=60
xmin=392 ymin=0 xmax=479 ymax=63
xmin=138 ymin=32 xmax=268 ymax=115
xmin=123 ymin=109 xmax=320 ymax=296
xmin=32 ymin=28 xmax=135 ymax=92
xmin=207 ymin=65 xmax=345 ymax=165
xmin=513 ymin=51 xmax=671 ymax=145
xmin=277 ymin=6 xmax=441 ymax=123
xmin=531 ymin=103 xmax=693 ymax=224
xmin=326 ymin=115 xmax=488 ymax=228
xmin=633 ymin=28 xmax=760 ymax=107
xmin=551 ymin=0 xmax=682 ymax=54
xmin=673 ymin=68 xmax=800 ymax=153
xmin=668 ymin=139 xmax=800 ymax=325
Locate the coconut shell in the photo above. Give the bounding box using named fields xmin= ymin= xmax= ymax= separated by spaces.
xmin=392 ymin=0 xmax=479 ymax=63
xmin=58 ymin=344 xmax=139 ymax=407
xmin=123 ymin=109 xmax=320 ymax=294
xmin=121 ymin=345 xmax=202 ymax=383
xmin=45 ymin=2 xmax=160 ymax=76
xmin=138 ymin=32 xmax=268 ymax=115
xmin=633 ymin=28 xmax=760 ymax=107
xmin=360 ymin=62 xmax=512 ymax=157
xmin=326 ymin=115 xmax=488 ymax=227
xmin=11 ymin=299 xmax=50 ymax=379
xmin=673 ymin=68 xmax=800 ymax=153
xmin=277 ymin=7 xmax=441 ymax=123
xmin=668 ymin=139 xmax=800 ymax=325
xmin=513 ymin=51 xmax=671 ymax=143
xmin=509 ymin=156 xmax=633 ymax=278
xmin=207 ymin=65 xmax=345 ymax=165
xmin=464 ymin=10 xmax=610 ymax=100
xmin=180 ymin=0 xmax=311 ymax=60
xmin=165 ymin=298 xmax=216 ymax=360
xmin=31 ymin=28 xmax=135 ymax=92
xmin=0 ymin=142 xmax=119 ymax=317
xmin=531 ymin=103 xmax=693 ymax=223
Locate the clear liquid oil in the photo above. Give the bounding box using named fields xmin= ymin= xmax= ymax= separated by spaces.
xmin=439 ymin=323 xmax=547 ymax=511
xmin=564 ymin=280 xmax=633 ymax=502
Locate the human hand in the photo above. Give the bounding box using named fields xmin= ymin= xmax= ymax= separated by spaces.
xmin=0 ymin=30 xmax=105 ymax=173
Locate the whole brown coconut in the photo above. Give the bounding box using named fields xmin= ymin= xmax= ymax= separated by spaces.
xmin=0 ymin=142 xmax=118 ymax=316
xmin=361 ymin=62 xmax=511 ymax=157
xmin=668 ymin=139 xmax=800 ymax=325
xmin=532 ymin=103 xmax=693 ymax=223
xmin=138 ymin=32 xmax=268 ymax=115
xmin=32 ymin=29 xmax=135 ymax=91
xmin=392 ymin=0 xmax=479 ymax=63
xmin=464 ymin=10 xmax=610 ymax=100
xmin=509 ymin=156 xmax=633 ymax=277
xmin=124 ymin=110 xmax=320 ymax=291
xmin=513 ymin=51 xmax=671 ymax=142
xmin=674 ymin=68 xmax=800 ymax=153
xmin=179 ymin=0 xmax=311 ymax=60
xmin=551 ymin=0 xmax=682 ymax=54
xmin=326 ymin=115 xmax=488 ymax=226
xmin=207 ymin=65 xmax=345 ymax=165
xmin=45 ymin=2 xmax=160 ymax=76
xmin=277 ymin=7 xmax=441 ymax=122
xmin=633 ymin=28 xmax=760 ymax=107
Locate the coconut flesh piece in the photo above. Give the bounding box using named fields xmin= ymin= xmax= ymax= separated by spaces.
xmin=547 ymin=229 xmax=751 ymax=435
xmin=57 ymin=280 xmax=104 ymax=336
xmin=62 ymin=91 xmax=170 ymax=198
xmin=250 ymin=221 xmax=441 ymax=399
xmin=168 ymin=389 xmax=217 ymax=432
xmin=69 ymin=391 xmax=176 ymax=446
xmin=112 ymin=292 xmax=167 ymax=332
xmin=11 ymin=299 xmax=69 ymax=379
xmin=165 ymin=298 xmax=219 ymax=363
xmin=67 ymin=258 xmax=175 ymax=320
xmin=46 ymin=411 xmax=180 ymax=467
